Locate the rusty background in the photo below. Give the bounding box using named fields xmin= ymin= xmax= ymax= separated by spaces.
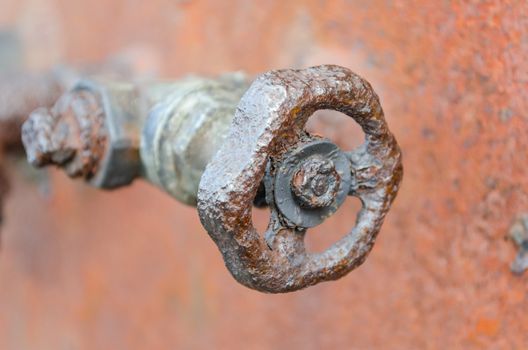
xmin=0 ymin=0 xmax=526 ymax=349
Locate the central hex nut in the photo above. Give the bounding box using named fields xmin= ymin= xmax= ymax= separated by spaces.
xmin=291 ymin=155 xmax=341 ymax=209
xmin=274 ymin=139 xmax=352 ymax=228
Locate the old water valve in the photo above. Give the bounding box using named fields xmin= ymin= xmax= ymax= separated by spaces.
xmin=21 ymin=65 xmax=402 ymax=293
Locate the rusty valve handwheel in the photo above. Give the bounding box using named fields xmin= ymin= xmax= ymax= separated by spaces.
xmin=198 ymin=65 xmax=403 ymax=293
xmin=21 ymin=64 xmax=402 ymax=293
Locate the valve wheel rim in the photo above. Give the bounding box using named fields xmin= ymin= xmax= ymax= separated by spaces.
xmin=198 ymin=64 xmax=403 ymax=293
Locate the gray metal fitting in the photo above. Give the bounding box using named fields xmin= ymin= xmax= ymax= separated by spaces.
xmin=78 ymin=80 xmax=142 ymax=188
xmin=140 ymin=74 xmax=248 ymax=205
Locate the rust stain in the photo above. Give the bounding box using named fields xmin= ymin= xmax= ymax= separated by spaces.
xmin=475 ymin=318 xmax=500 ymax=338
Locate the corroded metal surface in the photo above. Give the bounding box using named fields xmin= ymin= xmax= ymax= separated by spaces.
xmin=198 ymin=65 xmax=402 ymax=292
xmin=291 ymin=153 xmax=341 ymax=209
xmin=21 ymin=89 xmax=107 ymax=179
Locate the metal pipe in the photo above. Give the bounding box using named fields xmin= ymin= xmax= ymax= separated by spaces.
xmin=21 ymin=74 xmax=249 ymax=199
xmin=140 ymin=74 xmax=248 ymax=204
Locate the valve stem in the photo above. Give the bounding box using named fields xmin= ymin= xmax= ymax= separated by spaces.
xmin=21 ymin=89 xmax=107 ymax=179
